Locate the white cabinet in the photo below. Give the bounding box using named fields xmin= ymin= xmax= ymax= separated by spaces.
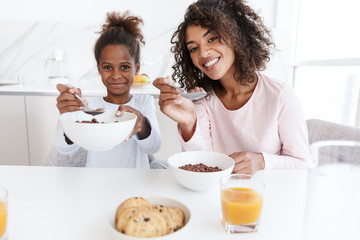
xmin=0 ymin=95 xmax=58 ymax=166
xmin=0 ymin=95 xmax=30 ymax=165
xmin=25 ymin=96 xmax=59 ymax=166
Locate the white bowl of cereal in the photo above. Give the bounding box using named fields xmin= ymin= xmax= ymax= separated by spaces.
xmin=109 ymin=196 xmax=191 ymax=240
xmin=59 ymin=110 xmax=137 ymax=151
xmin=168 ymin=151 xmax=235 ymax=192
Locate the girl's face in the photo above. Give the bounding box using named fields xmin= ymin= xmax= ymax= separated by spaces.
xmin=97 ymin=44 xmax=139 ymax=102
xmin=185 ymin=25 xmax=235 ymax=81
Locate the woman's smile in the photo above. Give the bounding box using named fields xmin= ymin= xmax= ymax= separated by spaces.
xmin=203 ymin=57 xmax=220 ymax=68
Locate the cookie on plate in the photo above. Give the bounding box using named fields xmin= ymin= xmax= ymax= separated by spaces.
xmin=152 ymin=204 xmax=185 ymax=233
xmin=116 ymin=207 xmax=147 ymax=233
xmin=124 ymin=209 xmax=167 ymax=237
xmin=116 ymin=197 xmax=151 ymax=222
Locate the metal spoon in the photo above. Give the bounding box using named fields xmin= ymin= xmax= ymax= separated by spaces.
xmin=164 ymin=84 xmax=207 ymax=101
xmin=69 ymin=89 xmax=104 ymax=116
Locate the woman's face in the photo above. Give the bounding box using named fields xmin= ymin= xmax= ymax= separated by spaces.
xmin=185 ymin=25 xmax=235 ymax=81
xmin=97 ymin=44 xmax=139 ymax=101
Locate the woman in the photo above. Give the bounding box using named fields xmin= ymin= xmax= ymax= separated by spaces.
xmin=153 ymin=0 xmax=311 ymax=174
xmin=50 ymin=11 xmax=161 ymax=168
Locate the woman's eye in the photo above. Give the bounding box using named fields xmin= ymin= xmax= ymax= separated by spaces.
xmin=209 ymin=36 xmax=219 ymax=43
xmin=189 ymin=46 xmax=198 ymax=53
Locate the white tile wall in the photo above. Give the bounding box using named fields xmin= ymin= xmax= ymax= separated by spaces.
xmin=0 ymin=0 xmax=283 ymax=85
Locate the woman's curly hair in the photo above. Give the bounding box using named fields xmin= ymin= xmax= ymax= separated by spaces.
xmin=94 ymin=11 xmax=145 ymax=64
xmin=171 ymin=0 xmax=275 ymax=92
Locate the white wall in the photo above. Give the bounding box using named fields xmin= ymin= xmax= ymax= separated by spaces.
xmin=0 ymin=0 xmax=287 ymax=83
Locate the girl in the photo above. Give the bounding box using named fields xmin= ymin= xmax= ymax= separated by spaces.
xmin=153 ymin=0 xmax=311 ymax=174
xmin=51 ymin=11 xmax=161 ymax=168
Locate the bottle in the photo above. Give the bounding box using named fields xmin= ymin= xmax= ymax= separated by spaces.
xmin=45 ymin=49 xmax=70 ymax=84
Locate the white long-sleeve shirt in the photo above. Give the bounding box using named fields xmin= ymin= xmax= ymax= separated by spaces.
xmin=178 ymin=73 xmax=311 ymax=169
xmin=54 ymin=94 xmax=161 ymax=168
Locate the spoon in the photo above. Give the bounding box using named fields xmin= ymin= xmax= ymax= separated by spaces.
xmin=164 ymin=84 xmax=207 ymax=101
xmin=72 ymin=93 xmax=104 ymax=116
xmin=65 ymin=85 xmax=104 ymax=116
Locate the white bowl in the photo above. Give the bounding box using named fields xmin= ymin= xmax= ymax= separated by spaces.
xmin=109 ymin=196 xmax=191 ymax=240
xmin=168 ymin=151 xmax=235 ymax=192
xmin=59 ymin=110 xmax=137 ymax=151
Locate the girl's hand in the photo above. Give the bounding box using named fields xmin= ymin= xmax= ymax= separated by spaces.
xmin=229 ymin=152 xmax=265 ymax=175
xmin=116 ymin=105 xmax=150 ymax=141
xmin=56 ymin=84 xmax=85 ymax=114
xmin=153 ymin=76 xmax=197 ymax=141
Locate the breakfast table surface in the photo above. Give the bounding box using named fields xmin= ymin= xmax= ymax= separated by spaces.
xmin=0 ymin=166 xmax=308 ymax=240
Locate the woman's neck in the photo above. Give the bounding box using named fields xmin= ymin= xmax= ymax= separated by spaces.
xmin=219 ymin=72 xmax=257 ymax=96
xmin=216 ymin=73 xmax=258 ymax=110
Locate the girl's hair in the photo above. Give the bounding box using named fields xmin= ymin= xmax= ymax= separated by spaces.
xmin=171 ymin=0 xmax=275 ymax=92
xmin=94 ymin=11 xmax=145 ymax=64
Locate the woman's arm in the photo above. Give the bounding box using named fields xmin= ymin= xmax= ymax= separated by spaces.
xmin=262 ymin=85 xmax=311 ymax=169
xmin=177 ymin=99 xmax=212 ymax=151
xmin=153 ymin=77 xmax=198 ymax=140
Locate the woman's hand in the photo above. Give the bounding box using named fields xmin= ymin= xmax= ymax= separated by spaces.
xmin=153 ymin=76 xmax=197 ymax=141
xmin=116 ymin=105 xmax=150 ymax=141
xmin=56 ymin=84 xmax=85 ymax=114
xmin=229 ymin=152 xmax=265 ymax=175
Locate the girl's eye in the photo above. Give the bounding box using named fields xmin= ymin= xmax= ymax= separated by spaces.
xmin=208 ymin=36 xmax=219 ymax=43
xmin=103 ymin=65 xmax=112 ymax=70
xmin=121 ymin=65 xmax=130 ymax=70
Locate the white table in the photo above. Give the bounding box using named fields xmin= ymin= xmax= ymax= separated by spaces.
xmin=0 ymin=166 xmax=308 ymax=240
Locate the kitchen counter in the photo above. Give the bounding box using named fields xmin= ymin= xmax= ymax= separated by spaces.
xmin=0 ymin=82 xmax=160 ymax=97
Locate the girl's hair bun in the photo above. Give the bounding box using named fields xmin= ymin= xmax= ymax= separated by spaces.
xmin=94 ymin=11 xmax=145 ymax=64
xmin=101 ymin=11 xmax=145 ymax=45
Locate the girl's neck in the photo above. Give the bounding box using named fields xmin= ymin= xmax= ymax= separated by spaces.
xmin=103 ymin=94 xmax=132 ymax=105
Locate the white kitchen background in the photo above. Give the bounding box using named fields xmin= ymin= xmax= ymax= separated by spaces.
xmin=0 ymin=0 xmax=286 ymax=83
xmin=0 ymin=0 xmax=359 ymax=165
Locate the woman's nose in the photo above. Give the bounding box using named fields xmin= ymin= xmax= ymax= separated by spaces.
xmin=199 ymin=46 xmax=210 ymax=58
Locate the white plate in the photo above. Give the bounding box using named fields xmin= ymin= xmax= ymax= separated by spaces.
xmin=109 ymin=196 xmax=191 ymax=240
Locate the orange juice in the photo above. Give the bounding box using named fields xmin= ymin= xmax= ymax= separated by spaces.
xmin=0 ymin=201 xmax=6 ymax=237
xmin=221 ymin=187 xmax=263 ymax=225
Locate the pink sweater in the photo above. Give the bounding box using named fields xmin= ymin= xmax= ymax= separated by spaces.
xmin=178 ymin=73 xmax=311 ymax=169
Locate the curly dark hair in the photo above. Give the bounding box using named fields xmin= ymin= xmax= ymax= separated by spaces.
xmin=94 ymin=11 xmax=145 ymax=64
xmin=171 ymin=0 xmax=274 ymax=92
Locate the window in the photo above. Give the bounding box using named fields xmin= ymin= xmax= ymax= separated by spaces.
xmin=293 ymin=0 xmax=360 ymax=127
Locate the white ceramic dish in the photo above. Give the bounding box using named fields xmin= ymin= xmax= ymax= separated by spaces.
xmin=168 ymin=151 xmax=235 ymax=192
xmin=109 ymin=196 xmax=191 ymax=240
xmin=59 ymin=110 xmax=137 ymax=151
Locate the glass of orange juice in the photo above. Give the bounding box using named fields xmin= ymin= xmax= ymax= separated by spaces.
xmin=0 ymin=187 xmax=7 ymax=240
xmin=220 ymin=174 xmax=265 ymax=233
